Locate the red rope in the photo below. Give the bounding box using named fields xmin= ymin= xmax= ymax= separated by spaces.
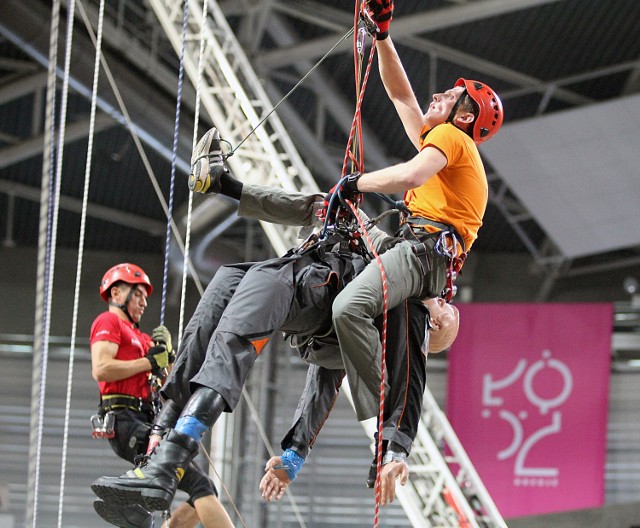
xmin=341 ymin=6 xmax=377 ymax=177
xmin=341 ymin=3 xmax=387 ymax=525
xmin=346 ymin=201 xmax=388 ymax=527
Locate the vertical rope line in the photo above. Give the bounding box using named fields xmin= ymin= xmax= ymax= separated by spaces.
xmin=179 ymin=0 xmax=209 ymax=342
xmin=26 ymin=0 xmax=60 ymax=522
xmin=28 ymin=0 xmax=75 ymax=524
xmin=347 ymin=202 xmax=388 ymax=528
xmin=341 ymin=36 xmax=376 ymax=176
xmin=56 ymin=0 xmax=106 ymax=524
xmin=75 ymin=0 xmax=206 ymax=298
xmin=344 ymin=4 xmax=389 ymax=525
xmin=161 ymin=0 xmax=190 ymax=324
xmin=41 ymin=0 xmax=78 ymax=519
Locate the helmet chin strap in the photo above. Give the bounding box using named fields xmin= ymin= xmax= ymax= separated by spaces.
xmin=445 ymin=89 xmax=472 ymax=137
xmin=108 ymin=285 xmax=139 ymax=327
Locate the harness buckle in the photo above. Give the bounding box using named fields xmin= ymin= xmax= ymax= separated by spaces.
xmin=90 ymin=411 xmax=115 ymax=439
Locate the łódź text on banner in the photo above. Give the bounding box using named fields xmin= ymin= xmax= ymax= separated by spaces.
xmin=447 ymin=303 xmax=612 ymax=519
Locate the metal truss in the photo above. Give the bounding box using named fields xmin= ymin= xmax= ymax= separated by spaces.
xmin=344 ymin=379 xmax=506 ymax=528
xmin=147 ymin=0 xmax=321 ymax=256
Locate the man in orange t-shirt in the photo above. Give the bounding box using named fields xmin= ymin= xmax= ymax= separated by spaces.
xmin=326 ymin=0 xmax=505 ymax=482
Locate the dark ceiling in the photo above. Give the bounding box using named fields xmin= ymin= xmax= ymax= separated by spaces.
xmin=1 ymin=0 xmax=639 ymax=300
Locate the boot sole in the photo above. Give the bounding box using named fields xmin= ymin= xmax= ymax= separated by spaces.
xmin=91 ymin=482 xmax=172 ymax=512
xmin=93 ymin=500 xmax=152 ymax=528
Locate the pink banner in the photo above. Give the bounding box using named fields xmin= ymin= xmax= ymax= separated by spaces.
xmin=447 ymin=303 xmax=612 ymax=519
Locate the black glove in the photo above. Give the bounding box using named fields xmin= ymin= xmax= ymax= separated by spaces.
xmin=145 ymin=345 xmax=169 ymax=377
xmin=324 ymin=172 xmax=362 ymax=205
xmin=321 ymin=173 xmax=363 ymax=227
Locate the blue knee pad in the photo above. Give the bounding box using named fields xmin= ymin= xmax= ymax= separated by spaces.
xmin=175 ymin=415 xmax=209 ymax=441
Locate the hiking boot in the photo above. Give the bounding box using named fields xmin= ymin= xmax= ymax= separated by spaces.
xmin=189 ymin=127 xmax=227 ymax=194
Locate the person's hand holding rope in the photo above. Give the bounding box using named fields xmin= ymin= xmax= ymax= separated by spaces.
xmin=366 ymin=0 xmax=394 ymax=40
xmin=152 ymin=325 xmax=174 ymax=363
xmin=321 ymin=172 xmax=363 ymax=226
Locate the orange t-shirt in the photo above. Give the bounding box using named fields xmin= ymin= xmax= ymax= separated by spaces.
xmin=404 ymin=123 xmax=487 ymax=251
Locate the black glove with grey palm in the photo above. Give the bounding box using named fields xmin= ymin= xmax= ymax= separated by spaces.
xmin=145 ymin=345 xmax=169 ymax=377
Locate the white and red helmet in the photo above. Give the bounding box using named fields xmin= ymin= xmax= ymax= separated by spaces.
xmin=99 ymin=263 xmax=153 ymax=302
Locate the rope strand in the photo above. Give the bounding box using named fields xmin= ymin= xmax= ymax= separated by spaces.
xmin=161 ymin=0 xmax=190 ymax=324
xmin=26 ymin=0 xmax=60 ymax=521
xmin=56 ymin=0 xmax=106 ymax=525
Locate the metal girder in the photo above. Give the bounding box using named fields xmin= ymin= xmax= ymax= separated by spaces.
xmin=259 ymin=0 xmax=564 ymax=68
xmin=343 ymin=379 xmax=508 ymax=527
xmin=77 ymin=0 xmax=198 ymax=111
xmin=0 ymin=5 xmax=191 ymax=175
xmin=147 ymin=0 xmax=321 ymax=256
xmin=263 ymin=11 xmax=392 ymax=173
xmin=0 ymin=71 xmax=48 ymax=106
xmin=0 ymin=179 xmax=166 ymax=235
xmin=0 ymin=113 xmax=114 ymax=169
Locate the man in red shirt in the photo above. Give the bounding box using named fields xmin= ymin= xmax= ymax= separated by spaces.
xmin=90 ymin=263 xmax=232 ymax=528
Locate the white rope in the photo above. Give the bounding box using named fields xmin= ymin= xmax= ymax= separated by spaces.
xmin=56 ymin=0 xmax=106 ymax=524
xmin=45 ymin=0 xmax=77 ymax=517
xmin=26 ymin=0 xmax=61 ymax=524
xmin=27 ymin=0 xmax=76 ymax=524
xmin=178 ymin=0 xmax=209 ymax=344
xmin=75 ymin=0 xmax=206 ymax=298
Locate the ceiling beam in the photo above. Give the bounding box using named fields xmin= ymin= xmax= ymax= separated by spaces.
xmin=401 ymin=35 xmax=593 ymax=107
xmin=263 ymin=12 xmax=391 ymax=172
xmin=259 ymin=0 xmax=591 ymax=109
xmin=0 ymin=0 xmax=192 ymax=174
xmin=0 ymin=114 xmax=114 ymax=169
xmin=77 ymin=0 xmax=197 ymax=110
xmin=260 ymin=0 xmax=564 ymax=68
xmin=0 ymin=179 xmax=166 ymax=235
xmin=0 ymin=71 xmax=48 ymax=106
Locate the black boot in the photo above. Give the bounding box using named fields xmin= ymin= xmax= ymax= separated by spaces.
xmin=92 ymin=429 xmax=199 ymax=512
xmin=93 ymin=500 xmax=152 ymax=528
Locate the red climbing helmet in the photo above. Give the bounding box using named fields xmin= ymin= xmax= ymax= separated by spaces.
xmin=455 ymin=78 xmax=504 ymax=144
xmin=99 ymin=263 xmax=153 ymax=302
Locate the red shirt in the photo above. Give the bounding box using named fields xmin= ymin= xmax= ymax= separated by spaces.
xmin=90 ymin=311 xmax=152 ymax=400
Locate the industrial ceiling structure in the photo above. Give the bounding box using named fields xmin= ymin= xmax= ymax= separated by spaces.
xmin=1 ymin=0 xmax=640 ymax=301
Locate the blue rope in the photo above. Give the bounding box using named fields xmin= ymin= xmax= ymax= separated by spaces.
xmin=161 ymin=0 xmax=190 ymax=324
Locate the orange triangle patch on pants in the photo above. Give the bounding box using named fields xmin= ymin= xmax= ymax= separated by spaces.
xmin=250 ymin=337 xmax=270 ymax=355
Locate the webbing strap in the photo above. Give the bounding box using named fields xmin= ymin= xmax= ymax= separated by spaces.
xmin=403 ymin=216 xmax=466 ymax=253
xmin=100 ymin=394 xmax=155 ymax=414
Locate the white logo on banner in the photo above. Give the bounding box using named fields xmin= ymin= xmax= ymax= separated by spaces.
xmin=481 ymin=349 xmax=573 ymax=487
